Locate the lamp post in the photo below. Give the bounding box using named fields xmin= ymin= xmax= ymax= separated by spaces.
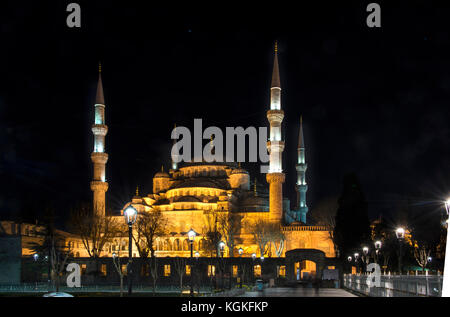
xmin=363 ymin=246 xmax=369 ymax=267
xmin=442 ymin=199 xmax=450 ymax=296
xmin=238 ymin=248 xmax=244 ymax=288
xmin=218 ymin=241 xmax=226 ymax=289
xmin=374 ymin=241 xmax=382 ymax=264
xmin=124 ymin=206 xmax=137 ymax=296
xmin=354 ymin=253 xmax=359 ymax=274
xmin=187 ymin=228 xmax=197 ymax=297
xmin=395 ymin=227 xmax=405 ymax=275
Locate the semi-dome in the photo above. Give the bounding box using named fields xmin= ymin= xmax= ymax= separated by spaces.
xmin=231 ymin=168 xmax=248 ymax=175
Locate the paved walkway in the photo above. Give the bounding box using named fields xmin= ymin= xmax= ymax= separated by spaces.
xmin=240 ymin=287 xmax=357 ymax=297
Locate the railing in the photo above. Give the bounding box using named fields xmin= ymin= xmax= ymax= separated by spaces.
xmin=282 ymin=226 xmax=328 ymax=232
xmin=0 ymin=283 xmax=213 ymax=294
xmin=343 ymin=273 xmax=443 ymax=297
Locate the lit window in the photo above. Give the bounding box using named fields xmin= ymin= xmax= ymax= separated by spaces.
xmin=122 ymin=264 xmax=128 ymax=276
xmin=232 ymin=265 xmax=238 ymax=277
xmin=327 ymin=266 xmax=335 ymax=270
xmin=185 ymin=265 xmax=191 ymax=276
xmin=278 ymin=265 xmax=286 ymax=278
xmin=100 ymin=264 xmax=107 ymax=276
xmin=254 ymin=265 xmax=261 ymax=277
xmin=164 ymin=264 xmax=171 ymax=277
xmin=208 ymin=265 xmax=216 ymax=277
xmin=81 ymin=264 xmax=87 ymax=275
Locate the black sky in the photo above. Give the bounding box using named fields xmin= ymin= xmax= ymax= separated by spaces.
xmin=0 ymin=1 xmax=449 ymax=227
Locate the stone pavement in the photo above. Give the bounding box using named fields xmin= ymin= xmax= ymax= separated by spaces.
xmin=239 ymin=287 xmax=357 ymax=297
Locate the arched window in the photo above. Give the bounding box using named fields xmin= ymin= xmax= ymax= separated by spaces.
xmin=183 ymin=239 xmax=189 ymax=251
xmin=174 ymin=239 xmax=180 ymax=251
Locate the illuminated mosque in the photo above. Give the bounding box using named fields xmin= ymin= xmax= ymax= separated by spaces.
xmin=89 ymin=44 xmax=335 ymax=274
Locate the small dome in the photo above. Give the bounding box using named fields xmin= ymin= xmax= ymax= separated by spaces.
xmin=154 ymin=166 xmax=169 ymax=178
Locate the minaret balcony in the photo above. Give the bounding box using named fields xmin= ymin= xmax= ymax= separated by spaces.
xmin=91 ymin=124 xmax=108 ymax=136
xmin=267 ymin=140 xmax=285 ymax=152
xmin=91 ymin=152 xmax=109 ymax=164
xmin=297 ymin=184 xmax=308 ymax=192
xmin=296 ymin=163 xmax=307 ymax=172
xmin=267 ymin=110 xmax=284 ymax=123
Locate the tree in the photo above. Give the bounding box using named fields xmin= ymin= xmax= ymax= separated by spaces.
xmin=333 ymin=173 xmax=370 ymax=260
xmin=267 ymin=223 xmax=285 ymax=257
xmin=310 ymin=196 xmax=339 ymax=256
xmin=414 ymin=246 xmax=431 ymax=272
xmin=248 ymin=219 xmax=274 ymax=257
xmin=174 ymin=257 xmax=186 ymax=294
xmin=69 ymin=203 xmax=121 ymax=274
xmin=217 ymin=212 xmax=243 ymax=257
xmin=134 ymin=207 xmax=168 ymax=258
xmin=202 ymin=210 xmax=222 ymax=257
xmin=149 ymin=257 xmax=159 ymax=295
xmin=111 ymin=235 xmax=128 ymax=297
xmin=29 ymin=206 xmax=72 ymax=292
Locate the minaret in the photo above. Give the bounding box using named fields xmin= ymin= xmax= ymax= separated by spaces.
xmin=90 ymin=64 xmax=109 ymax=216
xmin=171 ymin=124 xmax=179 ymax=170
xmin=266 ymin=42 xmax=285 ymax=222
xmin=296 ymin=116 xmax=308 ymax=223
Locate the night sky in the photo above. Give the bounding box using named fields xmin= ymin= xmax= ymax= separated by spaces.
xmin=0 ymin=1 xmax=449 ymax=227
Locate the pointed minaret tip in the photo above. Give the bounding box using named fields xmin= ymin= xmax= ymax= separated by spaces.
xmin=135 ymin=185 xmax=139 ymax=196
xmin=271 ymin=41 xmax=281 ymax=88
xmin=96 ymin=63 xmax=105 ymax=105
xmin=298 ymin=115 xmax=305 ymax=149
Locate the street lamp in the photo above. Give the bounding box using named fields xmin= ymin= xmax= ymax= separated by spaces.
xmin=187 ymin=228 xmax=197 ymax=297
xmin=363 ymin=247 xmax=369 ymax=265
xmin=218 ymin=241 xmax=226 ymax=257
xmin=195 ymin=251 xmax=200 ymax=259
xmin=347 ymin=256 xmax=352 ymax=262
xmin=251 ymin=253 xmax=256 ymax=260
xmin=33 ymin=253 xmax=39 ymax=262
xmin=237 ymin=248 xmax=244 ymax=288
xmin=395 ymin=227 xmax=405 ymax=275
xmin=442 ymin=198 xmax=450 ymax=296
xmin=374 ymin=240 xmax=382 ymax=264
xmin=354 ymin=253 xmax=360 ymax=274
xmin=124 ymin=205 xmax=138 ymax=295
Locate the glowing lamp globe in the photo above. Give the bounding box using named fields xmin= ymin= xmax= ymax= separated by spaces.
xmin=347 ymin=256 xmax=352 ymax=262
xmin=218 ymin=241 xmax=226 ymax=250
xmin=395 ymin=227 xmax=405 ymax=239
xmin=194 ymin=252 xmax=200 ymax=259
xmin=238 ymin=248 xmax=244 ymax=255
xmin=363 ymin=247 xmax=369 ymax=255
xmin=375 ymin=240 xmax=382 ymax=249
xmin=187 ymin=228 xmax=196 ymax=242
xmin=124 ymin=206 xmax=138 ymax=225
xmin=251 ymin=253 xmax=256 ymax=260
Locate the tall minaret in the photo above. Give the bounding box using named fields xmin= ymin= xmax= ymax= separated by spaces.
xmin=266 ymin=42 xmax=285 ymax=222
xmin=296 ymin=116 xmax=308 ymax=223
xmin=90 ymin=64 xmax=109 ymax=216
xmin=171 ymin=124 xmax=179 ymax=170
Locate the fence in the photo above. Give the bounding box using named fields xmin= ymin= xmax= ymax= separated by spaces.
xmin=0 ymin=283 xmax=213 ymax=294
xmin=343 ymin=273 xmax=443 ymax=297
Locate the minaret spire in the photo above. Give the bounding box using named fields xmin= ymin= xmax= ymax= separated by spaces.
xmin=296 ymin=115 xmax=308 ymax=223
xmin=266 ymin=42 xmax=285 ymax=223
xmin=271 ymin=41 xmax=281 ymax=89
xmin=96 ymin=63 xmax=105 ymax=105
xmin=90 ymin=64 xmax=109 ymax=216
